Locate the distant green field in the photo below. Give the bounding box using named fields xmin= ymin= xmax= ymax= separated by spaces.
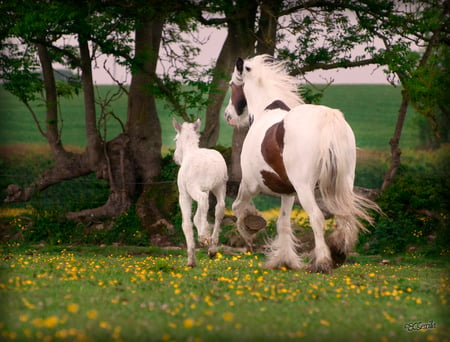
xmin=0 ymin=85 xmax=419 ymax=150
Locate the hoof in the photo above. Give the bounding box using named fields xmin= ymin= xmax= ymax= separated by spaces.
xmin=326 ymin=237 xmax=348 ymax=268
xmin=330 ymin=248 xmax=347 ymax=268
xmin=208 ymin=247 xmax=218 ymax=259
xmin=306 ymin=257 xmax=333 ymax=274
xmin=244 ymin=215 xmax=266 ymax=232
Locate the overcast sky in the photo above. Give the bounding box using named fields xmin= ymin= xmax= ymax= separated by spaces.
xmin=92 ymin=28 xmax=390 ymax=85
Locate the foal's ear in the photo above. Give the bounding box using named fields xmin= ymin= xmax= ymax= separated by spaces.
xmin=193 ymin=118 xmax=201 ymax=132
xmin=172 ymin=118 xmax=182 ymax=133
xmin=236 ymin=57 xmax=244 ymax=74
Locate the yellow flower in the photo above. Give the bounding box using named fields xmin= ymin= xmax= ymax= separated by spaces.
xmin=99 ymin=321 xmax=111 ymax=329
xmin=87 ymin=310 xmax=98 ymax=319
xmin=44 ymin=316 xmax=59 ymax=328
xmin=183 ymin=318 xmax=195 ymax=329
xmin=31 ymin=318 xmax=45 ymax=328
xmin=320 ymin=319 xmax=330 ymax=327
xmin=222 ymin=312 xmax=234 ymax=322
xmin=67 ymin=303 xmax=79 ymax=313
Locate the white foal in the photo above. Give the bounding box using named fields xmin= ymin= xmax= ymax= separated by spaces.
xmin=173 ymin=118 xmax=228 ymax=267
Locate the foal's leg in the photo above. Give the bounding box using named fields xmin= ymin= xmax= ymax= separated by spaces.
xmin=295 ymin=185 xmax=333 ymax=273
xmin=193 ymin=190 xmax=211 ymax=247
xmin=179 ymin=192 xmax=196 ymax=267
xmin=232 ymin=182 xmax=264 ymax=251
xmin=209 ymin=184 xmax=226 ymax=258
xmin=264 ymin=195 xmax=303 ymax=270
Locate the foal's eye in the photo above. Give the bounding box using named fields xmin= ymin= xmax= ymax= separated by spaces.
xmin=245 ymin=66 xmax=251 ymax=72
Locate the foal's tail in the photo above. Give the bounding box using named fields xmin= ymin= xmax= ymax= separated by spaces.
xmin=317 ymin=110 xmax=380 ymax=236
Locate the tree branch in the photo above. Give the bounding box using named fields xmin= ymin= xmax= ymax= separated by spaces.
xmin=23 ymin=100 xmax=47 ymax=139
xmin=291 ymin=57 xmax=379 ymax=76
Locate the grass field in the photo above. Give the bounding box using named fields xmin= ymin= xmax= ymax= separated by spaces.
xmin=0 ymin=245 xmax=448 ymax=342
xmin=0 ymin=85 xmax=420 ymax=150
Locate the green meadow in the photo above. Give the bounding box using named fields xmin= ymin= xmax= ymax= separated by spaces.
xmin=0 ymin=85 xmax=419 ymax=150
xmin=0 ymin=246 xmax=448 ymax=342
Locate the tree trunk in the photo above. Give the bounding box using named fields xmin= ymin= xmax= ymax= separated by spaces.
xmin=126 ymin=19 xmax=175 ymax=242
xmin=381 ymin=90 xmax=409 ymax=191
xmin=255 ymin=0 xmax=280 ymax=55
xmin=35 ymin=43 xmax=66 ymax=161
xmin=200 ymin=0 xmax=258 ymax=149
xmin=199 ymin=33 xmax=239 ymax=148
xmin=127 ymin=20 xmax=163 ymax=183
xmin=78 ymin=36 xmax=103 ymax=169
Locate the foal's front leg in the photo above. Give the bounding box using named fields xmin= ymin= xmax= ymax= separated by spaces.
xmin=179 ymin=192 xmax=196 ymax=267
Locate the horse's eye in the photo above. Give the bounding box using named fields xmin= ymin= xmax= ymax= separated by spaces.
xmin=245 ymin=66 xmax=251 ymax=72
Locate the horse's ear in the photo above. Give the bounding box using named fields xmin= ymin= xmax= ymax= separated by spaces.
xmin=172 ymin=118 xmax=182 ymax=133
xmin=236 ymin=57 xmax=244 ymax=74
xmin=193 ymin=118 xmax=201 ymax=132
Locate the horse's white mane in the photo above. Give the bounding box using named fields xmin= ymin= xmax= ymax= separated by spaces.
xmin=244 ymin=54 xmax=304 ymax=107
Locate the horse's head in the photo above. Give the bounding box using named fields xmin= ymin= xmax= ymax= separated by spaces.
xmin=224 ymin=55 xmax=303 ymax=128
xmin=224 ymin=58 xmax=251 ymax=127
xmin=224 ymin=55 xmax=279 ymax=127
xmin=172 ymin=118 xmax=201 ymax=165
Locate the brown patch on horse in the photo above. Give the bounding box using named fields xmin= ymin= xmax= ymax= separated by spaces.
xmin=265 ymin=100 xmax=290 ymax=111
xmin=260 ymin=121 xmax=295 ymax=194
xmin=231 ymin=82 xmax=247 ymax=115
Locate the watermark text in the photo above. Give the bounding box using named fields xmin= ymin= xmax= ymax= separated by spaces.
xmin=404 ymin=320 xmax=436 ymax=332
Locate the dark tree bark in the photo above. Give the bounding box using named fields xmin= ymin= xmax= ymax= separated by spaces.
xmin=199 ymin=0 xmax=258 ymax=149
xmin=127 ymin=19 xmax=163 ymax=183
xmin=255 ymin=0 xmax=281 ymax=55
xmin=381 ymin=90 xmax=409 ymax=191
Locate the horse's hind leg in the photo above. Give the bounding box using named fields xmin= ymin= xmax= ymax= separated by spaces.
xmin=295 ymin=184 xmax=333 ymax=274
xmin=179 ymin=192 xmax=196 ymax=267
xmin=193 ymin=190 xmax=211 ymax=247
xmin=209 ymin=184 xmax=226 ymax=258
xmin=326 ymin=215 xmax=358 ymax=268
xmin=264 ymin=195 xmax=303 ymax=270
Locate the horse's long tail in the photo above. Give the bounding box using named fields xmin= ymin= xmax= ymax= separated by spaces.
xmin=317 ymin=109 xmax=380 ymax=252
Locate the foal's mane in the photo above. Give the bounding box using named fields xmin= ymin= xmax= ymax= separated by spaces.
xmin=247 ymin=55 xmax=304 ymax=107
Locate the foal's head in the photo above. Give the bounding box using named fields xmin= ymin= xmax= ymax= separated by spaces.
xmin=172 ymin=118 xmax=201 ymax=165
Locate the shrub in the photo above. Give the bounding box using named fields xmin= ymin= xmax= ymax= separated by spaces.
xmin=359 ymin=148 xmax=450 ymax=256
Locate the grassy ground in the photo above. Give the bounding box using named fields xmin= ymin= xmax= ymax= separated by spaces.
xmin=0 ymin=85 xmax=419 ymax=150
xmin=0 ymin=245 xmax=448 ymax=342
